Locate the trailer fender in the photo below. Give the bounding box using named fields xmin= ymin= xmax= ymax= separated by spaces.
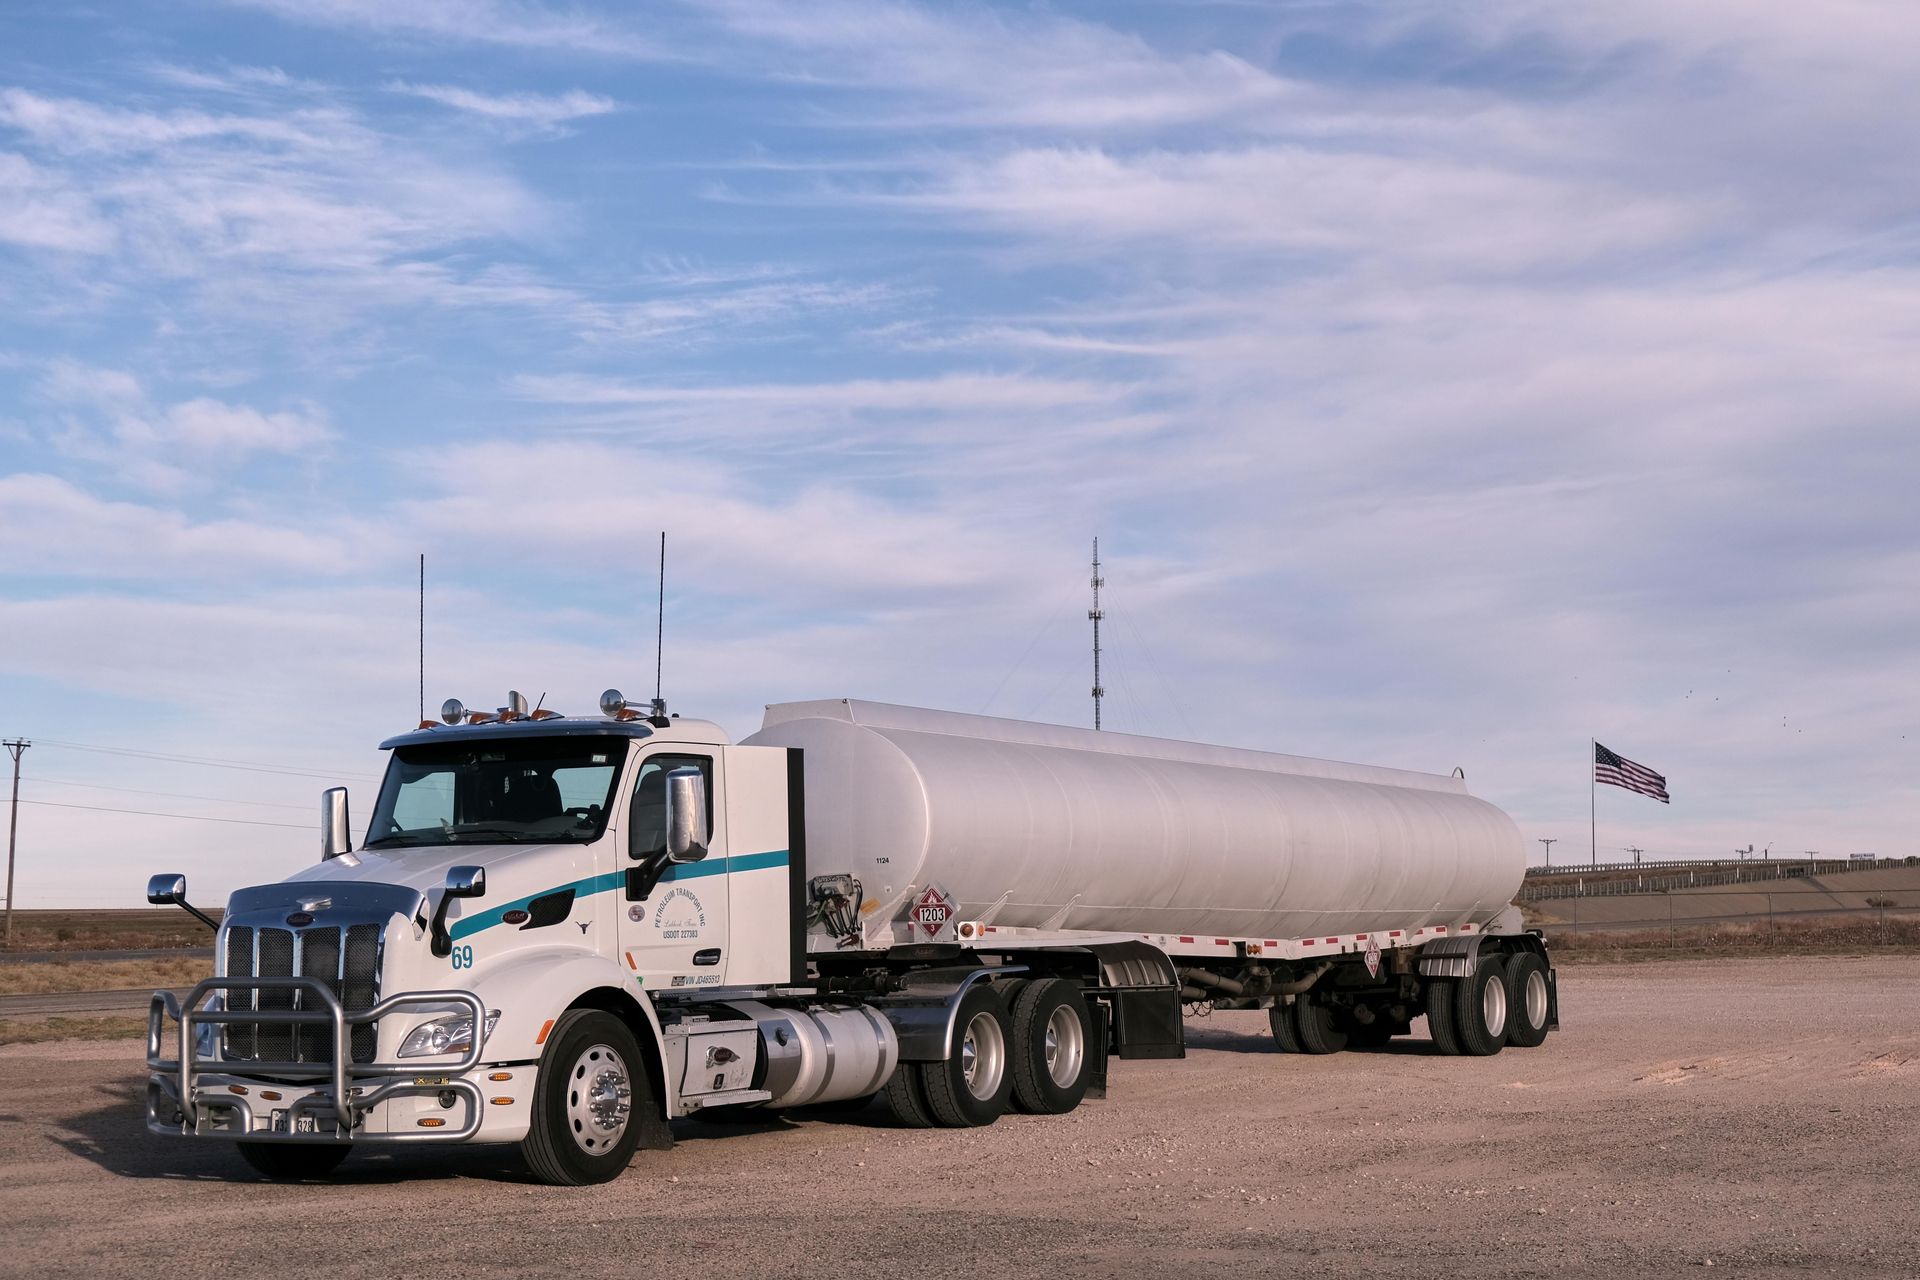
xmin=1416 ymin=934 xmax=1487 ymax=979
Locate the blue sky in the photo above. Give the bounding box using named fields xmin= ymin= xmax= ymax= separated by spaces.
xmin=2 ymin=1 xmax=1916 ymax=905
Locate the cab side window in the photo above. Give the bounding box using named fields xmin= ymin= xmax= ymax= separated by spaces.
xmin=627 ymin=754 xmax=713 ymax=861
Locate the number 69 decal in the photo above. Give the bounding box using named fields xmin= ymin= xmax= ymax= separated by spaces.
xmin=449 ymin=944 xmax=475 ymax=969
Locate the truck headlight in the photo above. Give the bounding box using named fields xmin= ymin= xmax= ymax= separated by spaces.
xmin=397 ymin=1010 xmax=499 ymax=1058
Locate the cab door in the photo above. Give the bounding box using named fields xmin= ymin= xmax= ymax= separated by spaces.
xmin=617 ymin=749 xmax=729 ymax=992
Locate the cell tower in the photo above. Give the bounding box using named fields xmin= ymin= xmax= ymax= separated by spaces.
xmin=1089 ymin=537 xmax=1105 ymax=730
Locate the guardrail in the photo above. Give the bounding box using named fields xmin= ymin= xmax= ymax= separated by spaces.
xmin=1522 ymin=857 xmax=1917 ymax=898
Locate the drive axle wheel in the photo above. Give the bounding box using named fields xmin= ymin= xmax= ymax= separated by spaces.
xmin=523 ymin=1009 xmax=650 ymax=1185
xmin=236 ymin=1142 xmax=351 ymax=1181
xmin=1009 ymin=978 xmax=1092 ymax=1115
xmin=918 ymin=984 xmax=1014 ymax=1127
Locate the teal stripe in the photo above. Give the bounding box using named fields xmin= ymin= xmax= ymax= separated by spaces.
xmin=448 ymin=850 xmax=789 ymax=942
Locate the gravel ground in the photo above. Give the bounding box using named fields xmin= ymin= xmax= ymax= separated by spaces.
xmin=1 ymin=955 xmax=1915 ymax=1280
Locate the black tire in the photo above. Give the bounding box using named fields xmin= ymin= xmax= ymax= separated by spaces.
xmin=1267 ymin=1000 xmax=1303 ymax=1053
xmin=883 ymin=1060 xmax=936 ymax=1128
xmin=919 ymin=985 xmax=1014 ymax=1127
xmin=1504 ymin=952 xmax=1552 ymax=1048
xmin=1294 ymin=995 xmax=1349 ymax=1055
xmin=1425 ymin=978 xmax=1462 ymax=1056
xmin=1451 ymin=954 xmax=1510 ymax=1057
xmin=521 ymin=1009 xmax=650 ymax=1186
xmin=236 ymin=1142 xmax=350 ymax=1181
xmin=1008 ymin=978 xmax=1092 ymax=1115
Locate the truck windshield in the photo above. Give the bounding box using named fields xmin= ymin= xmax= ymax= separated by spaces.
xmin=363 ymin=737 xmax=629 ymax=848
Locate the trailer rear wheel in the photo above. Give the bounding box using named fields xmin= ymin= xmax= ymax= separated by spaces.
xmin=236 ymin=1142 xmax=350 ymax=1181
xmin=1424 ymin=979 xmax=1462 ymax=1056
xmin=1294 ymin=995 xmax=1349 ymax=1054
xmin=1009 ymin=978 xmax=1091 ymax=1114
xmin=1504 ymin=952 xmax=1552 ymax=1048
xmin=919 ymin=985 xmax=1014 ymax=1127
xmin=1267 ymin=1000 xmax=1303 ymax=1053
xmin=1450 ymin=955 xmax=1509 ymax=1057
xmin=522 ymin=1009 xmax=649 ymax=1186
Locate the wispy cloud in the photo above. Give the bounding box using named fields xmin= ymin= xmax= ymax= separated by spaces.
xmin=388 ymin=81 xmax=616 ymax=126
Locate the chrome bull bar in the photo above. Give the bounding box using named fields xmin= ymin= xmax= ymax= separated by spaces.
xmin=148 ymin=978 xmax=488 ymax=1143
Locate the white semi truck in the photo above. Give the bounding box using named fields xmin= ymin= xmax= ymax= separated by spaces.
xmin=145 ymin=693 xmax=1556 ymax=1185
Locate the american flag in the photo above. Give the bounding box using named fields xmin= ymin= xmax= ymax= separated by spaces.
xmin=1594 ymin=742 xmax=1669 ymax=803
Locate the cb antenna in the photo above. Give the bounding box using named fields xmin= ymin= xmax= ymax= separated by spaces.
xmin=1089 ymin=536 xmax=1104 ymax=731
xmin=651 ymin=531 xmax=668 ymax=723
xmin=417 ymin=552 xmax=425 ymax=724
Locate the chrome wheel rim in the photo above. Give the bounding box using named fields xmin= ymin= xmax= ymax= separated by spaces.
xmin=1525 ymin=969 xmax=1548 ymax=1028
xmin=1482 ymin=973 xmax=1508 ymax=1039
xmin=959 ymin=1010 xmax=1006 ymax=1101
xmin=565 ymin=1042 xmax=631 ymax=1155
xmin=1044 ymin=1005 xmax=1085 ymax=1088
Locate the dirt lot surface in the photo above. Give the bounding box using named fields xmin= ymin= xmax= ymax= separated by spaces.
xmin=1 ymin=955 xmax=1915 ymax=1280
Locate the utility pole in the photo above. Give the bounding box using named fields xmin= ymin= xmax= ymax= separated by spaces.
xmin=1626 ymin=845 xmax=1644 ymax=866
xmin=1088 ymin=537 xmax=1105 ymax=731
xmin=1537 ymin=837 xmax=1557 ymax=869
xmin=3 ymin=739 xmax=27 ymax=948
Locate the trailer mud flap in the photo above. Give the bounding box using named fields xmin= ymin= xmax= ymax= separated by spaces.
xmin=1080 ymin=939 xmax=1184 ymax=1060
xmin=1107 ymin=987 xmax=1184 ymax=1060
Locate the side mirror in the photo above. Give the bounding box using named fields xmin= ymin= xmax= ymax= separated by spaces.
xmin=430 ymin=866 xmax=487 ymax=958
xmin=445 ymin=865 xmax=487 ymax=898
xmin=146 ymin=873 xmax=218 ymax=932
xmin=664 ymin=767 xmax=709 ymax=864
xmin=321 ymin=787 xmax=352 ymax=860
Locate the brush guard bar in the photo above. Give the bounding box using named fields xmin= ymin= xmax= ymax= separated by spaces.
xmin=148 ymin=977 xmax=487 ymax=1143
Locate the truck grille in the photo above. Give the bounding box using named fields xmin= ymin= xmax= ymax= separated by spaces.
xmin=223 ymin=923 xmax=381 ymax=1065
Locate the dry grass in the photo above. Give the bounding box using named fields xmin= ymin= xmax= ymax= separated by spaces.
xmin=1549 ymin=913 xmax=1920 ymax=962
xmin=0 ymin=956 xmax=211 ymax=996
xmin=0 ymin=1016 xmax=148 ymax=1045
xmin=1 ymin=909 xmax=217 ymax=954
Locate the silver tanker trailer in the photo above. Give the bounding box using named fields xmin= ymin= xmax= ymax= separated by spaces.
xmin=144 ymin=694 xmax=1555 ymax=1184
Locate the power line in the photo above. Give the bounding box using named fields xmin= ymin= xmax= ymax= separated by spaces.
xmin=19 ymin=798 xmax=312 ymax=830
xmin=980 ymin=612 xmax=1061 ymax=716
xmin=32 ymin=739 xmax=376 ymax=781
xmin=28 ymin=776 xmax=311 ymax=812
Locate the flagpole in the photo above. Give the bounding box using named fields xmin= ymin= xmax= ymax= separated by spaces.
xmin=1590 ymin=738 xmax=1597 ymax=868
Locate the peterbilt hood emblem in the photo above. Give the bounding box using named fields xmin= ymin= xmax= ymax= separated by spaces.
xmin=286 ymin=912 xmax=314 ymax=927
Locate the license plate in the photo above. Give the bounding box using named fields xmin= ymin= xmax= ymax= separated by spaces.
xmin=272 ymin=1110 xmax=332 ymax=1136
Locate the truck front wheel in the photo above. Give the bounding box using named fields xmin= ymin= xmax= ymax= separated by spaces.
xmin=237 ymin=1141 xmax=350 ymax=1181
xmin=522 ymin=1009 xmax=650 ymax=1185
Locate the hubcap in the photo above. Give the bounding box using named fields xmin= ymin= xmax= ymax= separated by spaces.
xmin=1044 ymin=1005 xmax=1085 ymax=1088
xmin=959 ymin=1010 xmax=1006 ymax=1102
xmin=1525 ymin=969 xmax=1548 ymax=1028
xmin=1482 ymin=972 xmax=1508 ymax=1039
xmin=565 ymin=1043 xmax=631 ymax=1155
